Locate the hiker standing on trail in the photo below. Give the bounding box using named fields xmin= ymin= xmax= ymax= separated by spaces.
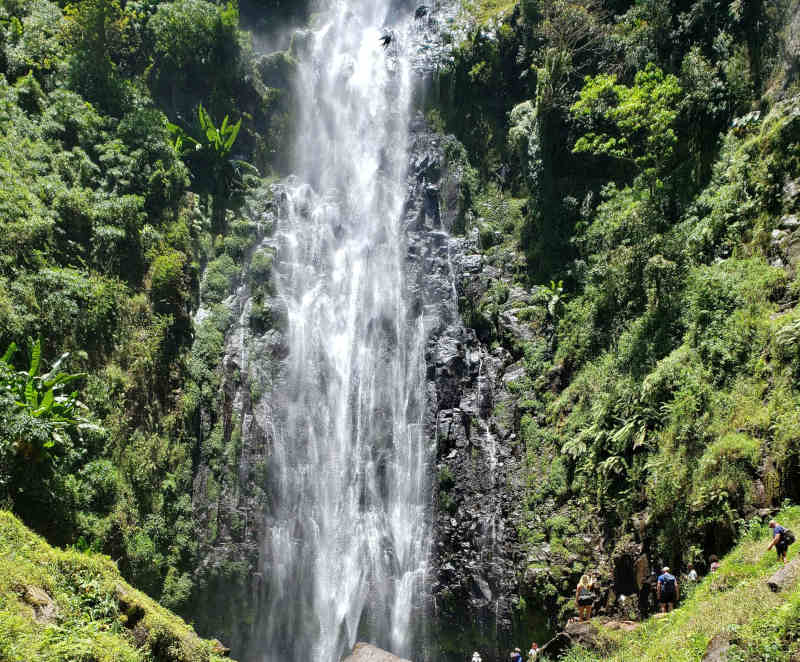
xmin=575 ymin=574 xmax=596 ymax=621
xmin=657 ymin=566 xmax=678 ymax=613
xmin=687 ymin=563 xmax=698 ymax=582
xmin=709 ymin=554 xmax=720 ymax=572
xmin=509 ymin=647 xmax=523 ymax=662
xmin=767 ymin=519 xmax=795 ymax=564
xmin=527 ymin=642 xmax=539 ymax=660
xmin=471 ymin=652 xmax=482 ymax=662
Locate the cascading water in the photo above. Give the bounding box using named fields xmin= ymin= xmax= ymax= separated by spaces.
xmin=249 ymin=3 xmax=436 ymax=660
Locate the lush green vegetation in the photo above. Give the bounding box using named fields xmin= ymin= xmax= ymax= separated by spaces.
xmin=436 ymin=0 xmax=800 ymax=631
xmin=3 ymin=0 xmax=800 ymax=656
xmin=0 ymin=509 xmax=235 ymax=662
xmin=0 ymin=0 xmax=291 ymax=638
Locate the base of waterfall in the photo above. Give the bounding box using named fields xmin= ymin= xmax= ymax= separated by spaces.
xmin=342 ymin=643 xmax=412 ymax=662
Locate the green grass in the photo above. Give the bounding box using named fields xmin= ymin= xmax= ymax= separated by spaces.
xmin=564 ymin=507 xmax=800 ymax=661
xmin=0 ymin=511 xmax=234 ymax=662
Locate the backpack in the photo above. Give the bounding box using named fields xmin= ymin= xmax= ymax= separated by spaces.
xmin=661 ymin=574 xmax=676 ymax=595
xmin=783 ymin=528 xmax=796 ymax=546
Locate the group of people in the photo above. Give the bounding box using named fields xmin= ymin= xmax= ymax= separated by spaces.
xmin=468 ymin=520 xmax=795 ymax=661
xmin=577 ymin=520 xmax=796 ymax=620
xmin=511 ymin=644 xmax=539 ymax=661
xmin=471 ymin=642 xmax=540 ymax=662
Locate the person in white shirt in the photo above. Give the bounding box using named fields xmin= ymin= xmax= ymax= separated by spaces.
xmin=527 ymin=642 xmax=539 ymax=660
xmin=471 ymin=652 xmax=482 ymax=662
xmin=687 ymin=563 xmax=698 ymax=582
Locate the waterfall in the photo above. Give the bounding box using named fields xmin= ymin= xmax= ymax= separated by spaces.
xmin=249 ymin=2 xmax=435 ymax=660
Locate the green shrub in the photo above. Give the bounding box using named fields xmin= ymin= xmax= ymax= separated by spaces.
xmin=201 ymin=254 xmax=238 ymax=304
xmin=698 ymin=432 xmax=761 ymax=479
xmin=249 ymin=247 xmax=273 ymax=283
xmin=149 ymin=250 xmax=188 ymax=316
xmin=78 ymin=460 xmax=121 ymax=514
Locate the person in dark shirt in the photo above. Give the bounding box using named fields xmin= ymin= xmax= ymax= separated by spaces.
xmin=657 ymin=566 xmax=679 ymax=613
xmin=767 ymin=520 xmax=789 ymax=564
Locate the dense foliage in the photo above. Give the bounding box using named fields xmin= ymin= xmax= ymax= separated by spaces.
xmin=0 ymin=0 xmax=290 ymax=628
xmin=439 ymin=0 xmax=800 ymax=631
xmin=543 ymin=507 xmax=800 ymax=662
xmin=3 ymin=0 xmax=800 ymax=657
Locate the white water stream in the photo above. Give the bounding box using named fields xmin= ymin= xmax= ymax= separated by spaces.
xmin=254 ymin=3 xmax=432 ymax=660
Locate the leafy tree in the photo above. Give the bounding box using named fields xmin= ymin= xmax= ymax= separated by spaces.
xmin=4 ymin=0 xmax=65 ymax=84
xmin=146 ymin=0 xmax=240 ymax=117
xmin=571 ymin=63 xmax=682 ymax=185
xmin=535 ymin=0 xmax=607 ymax=107
xmin=63 ymin=0 xmax=139 ymax=115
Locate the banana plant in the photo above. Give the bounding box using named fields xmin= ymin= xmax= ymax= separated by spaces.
xmin=197 ymin=104 xmax=241 ymax=158
xmin=1 ymin=340 xmax=97 ymax=449
xmin=166 ymin=104 xmax=242 ymax=161
xmin=166 ymin=104 xmax=256 ymax=231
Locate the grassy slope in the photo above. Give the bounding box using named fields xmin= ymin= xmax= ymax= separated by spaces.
xmin=0 ymin=511 xmax=235 ymax=662
xmin=564 ymin=507 xmax=800 ymax=662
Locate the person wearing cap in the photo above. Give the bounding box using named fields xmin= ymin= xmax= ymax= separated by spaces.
xmin=767 ymin=520 xmax=789 ymax=564
xmin=471 ymin=652 xmax=482 ymax=662
xmin=656 ymin=566 xmax=678 ymax=613
xmin=509 ymin=647 xmax=523 ymax=662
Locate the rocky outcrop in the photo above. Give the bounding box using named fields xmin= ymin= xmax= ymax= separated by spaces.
xmin=190 ymin=183 xmax=281 ymax=651
xmin=22 ymin=585 xmax=57 ymax=624
xmin=343 ymin=643 xmax=413 ymax=662
xmin=539 ymin=622 xmax=598 ymax=659
xmin=767 ymin=558 xmax=800 ymax=591
xmin=702 ymin=634 xmax=731 ymax=662
xmin=563 ymin=621 xmax=600 ymax=648
xmin=404 ymin=116 xmax=535 ymax=659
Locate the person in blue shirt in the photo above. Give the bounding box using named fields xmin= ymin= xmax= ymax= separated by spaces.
xmin=657 ymin=567 xmax=679 ymax=613
xmin=767 ymin=520 xmax=789 ymax=564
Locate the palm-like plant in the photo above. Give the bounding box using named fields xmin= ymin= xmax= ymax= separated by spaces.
xmin=0 ymin=340 xmax=97 ymax=450
xmin=167 ymin=104 xmax=256 ymax=231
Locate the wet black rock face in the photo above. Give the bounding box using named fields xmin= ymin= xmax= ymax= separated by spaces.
xmin=402 ymin=113 xmax=535 ymax=661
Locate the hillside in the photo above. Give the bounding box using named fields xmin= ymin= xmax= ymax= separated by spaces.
xmin=555 ymin=507 xmax=800 ymax=661
xmin=426 ymin=0 xmax=800 ymax=656
xmin=0 ymin=510 xmax=235 ymax=662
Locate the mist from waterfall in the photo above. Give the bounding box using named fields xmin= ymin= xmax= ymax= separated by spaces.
xmin=249 ymin=2 xmax=432 ymax=660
